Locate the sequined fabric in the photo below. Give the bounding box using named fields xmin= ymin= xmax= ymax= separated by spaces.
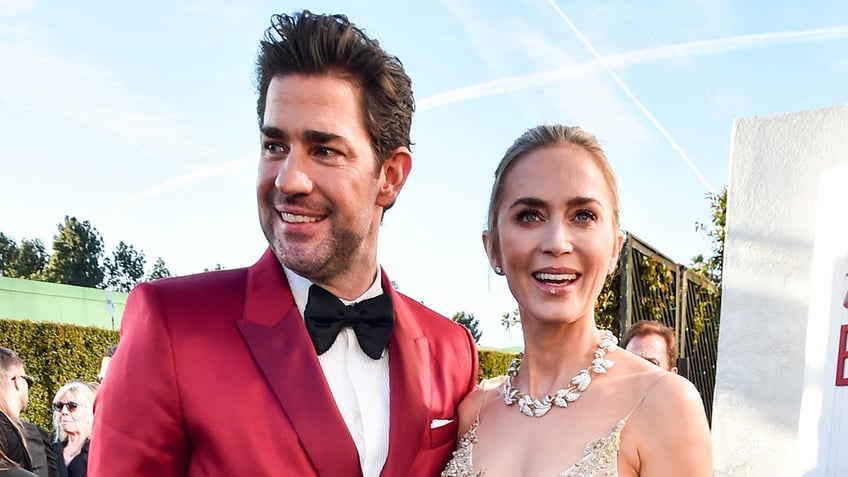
xmin=440 ymin=418 xmax=625 ymax=477
xmin=440 ymin=419 xmax=483 ymax=477
xmin=561 ymin=420 xmax=623 ymax=477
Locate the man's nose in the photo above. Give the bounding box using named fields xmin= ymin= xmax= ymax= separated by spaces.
xmin=274 ymin=147 xmax=314 ymax=195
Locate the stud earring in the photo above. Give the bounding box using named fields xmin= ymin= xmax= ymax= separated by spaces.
xmin=494 ymin=266 xmax=504 ymax=275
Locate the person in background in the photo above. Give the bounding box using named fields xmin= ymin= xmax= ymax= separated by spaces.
xmin=619 ymin=320 xmax=679 ymax=373
xmin=0 ymin=347 xmax=33 ymax=472
xmin=51 ymin=382 xmax=93 ymax=477
xmin=22 ymin=423 xmax=57 ymax=477
xmin=90 ymin=10 xmax=478 ymax=477
xmin=95 ymin=346 xmax=116 ymax=384
xmin=442 ymin=125 xmax=711 ymax=476
xmin=1 ymin=447 xmax=37 ymax=477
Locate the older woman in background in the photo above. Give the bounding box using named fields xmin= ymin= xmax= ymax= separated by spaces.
xmin=51 ymin=382 xmax=95 ymax=477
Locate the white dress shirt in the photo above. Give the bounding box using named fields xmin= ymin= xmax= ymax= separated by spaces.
xmin=284 ymin=267 xmax=390 ymax=477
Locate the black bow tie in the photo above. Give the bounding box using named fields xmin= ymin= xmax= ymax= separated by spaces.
xmin=303 ymin=284 xmax=395 ymax=360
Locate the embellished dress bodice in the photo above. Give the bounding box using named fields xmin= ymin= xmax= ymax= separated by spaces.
xmin=440 ymin=415 xmax=624 ymax=477
xmin=441 ymin=375 xmax=666 ymax=477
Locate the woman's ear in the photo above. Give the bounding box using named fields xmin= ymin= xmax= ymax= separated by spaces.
xmin=482 ymin=230 xmax=500 ymax=272
xmin=608 ymin=230 xmax=624 ymax=274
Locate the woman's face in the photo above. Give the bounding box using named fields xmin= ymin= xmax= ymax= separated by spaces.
xmin=54 ymin=392 xmax=89 ymax=436
xmin=487 ymin=144 xmax=623 ymax=327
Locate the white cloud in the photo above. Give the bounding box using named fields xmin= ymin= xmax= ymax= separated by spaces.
xmin=0 ymin=23 xmax=206 ymax=160
xmin=0 ymin=0 xmax=35 ymax=17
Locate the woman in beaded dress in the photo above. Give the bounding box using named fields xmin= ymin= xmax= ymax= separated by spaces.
xmin=442 ymin=125 xmax=712 ymax=477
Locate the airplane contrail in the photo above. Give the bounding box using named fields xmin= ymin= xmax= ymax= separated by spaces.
xmin=97 ymin=21 xmax=848 ymax=216
xmin=545 ymin=0 xmax=716 ymax=193
xmin=90 ymin=155 xmax=255 ymax=218
xmin=419 ymin=22 xmax=848 ymax=113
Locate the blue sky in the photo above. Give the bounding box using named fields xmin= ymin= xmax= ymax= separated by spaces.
xmin=2 ymin=0 xmax=847 ymax=347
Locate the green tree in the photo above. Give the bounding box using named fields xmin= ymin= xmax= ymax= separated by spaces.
xmin=452 ymin=311 xmax=482 ymax=343
xmin=0 ymin=232 xmax=18 ymax=275
xmin=691 ymin=187 xmax=727 ymax=287
xmin=594 ymin=271 xmax=620 ymax=331
xmin=501 ymin=308 xmax=520 ymax=331
xmin=7 ymin=238 xmax=48 ymax=279
xmin=688 ymin=187 xmax=727 ymax=345
xmin=104 ymin=241 xmax=146 ymax=292
xmin=42 ymin=216 xmax=105 ymax=287
xmin=146 ymin=257 xmax=171 ymax=281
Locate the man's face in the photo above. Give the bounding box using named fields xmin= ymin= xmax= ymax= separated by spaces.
xmin=11 ymin=365 xmax=29 ymax=413
xmin=625 ymin=333 xmax=676 ymax=373
xmin=257 ymin=74 xmax=408 ymax=297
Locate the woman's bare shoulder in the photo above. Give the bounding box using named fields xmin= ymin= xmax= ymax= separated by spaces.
xmin=455 ymin=376 xmax=505 ymax=434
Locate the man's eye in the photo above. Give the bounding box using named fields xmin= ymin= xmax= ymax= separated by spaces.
xmin=315 ymin=147 xmax=337 ymax=157
xmin=264 ymin=143 xmax=286 ymax=153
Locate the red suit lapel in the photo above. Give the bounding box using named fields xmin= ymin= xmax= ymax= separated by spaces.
xmin=381 ymin=272 xmax=430 ymax=476
xmin=235 ymin=249 xmax=362 ymax=477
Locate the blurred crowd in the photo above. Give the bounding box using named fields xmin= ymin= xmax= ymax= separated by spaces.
xmin=0 ymin=345 xmax=108 ymax=477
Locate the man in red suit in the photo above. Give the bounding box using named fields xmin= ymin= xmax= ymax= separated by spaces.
xmin=89 ymin=11 xmax=478 ymax=477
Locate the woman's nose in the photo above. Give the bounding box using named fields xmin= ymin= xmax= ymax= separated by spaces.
xmin=541 ymin=221 xmax=574 ymax=256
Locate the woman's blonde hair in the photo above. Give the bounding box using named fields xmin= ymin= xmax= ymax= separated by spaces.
xmin=52 ymin=380 xmax=97 ymax=443
xmin=485 ymin=125 xmax=620 ymax=261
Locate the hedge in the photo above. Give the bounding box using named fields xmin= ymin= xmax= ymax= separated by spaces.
xmin=1 ymin=319 xmax=119 ymax=431
xmin=1 ymin=319 xmax=516 ymax=431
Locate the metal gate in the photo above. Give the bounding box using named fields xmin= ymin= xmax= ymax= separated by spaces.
xmin=616 ymin=233 xmax=720 ymax=425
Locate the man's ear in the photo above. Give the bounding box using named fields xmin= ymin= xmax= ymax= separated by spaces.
xmin=376 ymin=146 xmax=412 ymax=209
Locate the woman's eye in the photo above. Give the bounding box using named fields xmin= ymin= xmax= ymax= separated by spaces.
xmin=574 ymin=209 xmax=597 ymax=222
xmin=517 ymin=209 xmax=542 ymax=223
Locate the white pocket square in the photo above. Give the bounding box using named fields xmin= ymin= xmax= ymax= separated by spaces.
xmin=430 ymin=418 xmax=454 ymax=429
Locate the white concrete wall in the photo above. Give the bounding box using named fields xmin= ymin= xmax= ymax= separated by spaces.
xmin=712 ymin=103 xmax=848 ymax=477
xmin=795 ymin=165 xmax=848 ymax=476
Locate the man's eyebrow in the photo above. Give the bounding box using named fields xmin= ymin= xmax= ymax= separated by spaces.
xmin=303 ymin=130 xmax=343 ymax=144
xmin=260 ymin=126 xmax=287 ymax=140
xmin=260 ymin=127 xmax=349 ymax=148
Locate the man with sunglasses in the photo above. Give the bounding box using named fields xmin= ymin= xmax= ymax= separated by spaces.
xmin=0 ymin=346 xmax=34 ymax=472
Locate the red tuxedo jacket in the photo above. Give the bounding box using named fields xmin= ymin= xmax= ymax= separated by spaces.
xmin=89 ymin=249 xmax=478 ymax=476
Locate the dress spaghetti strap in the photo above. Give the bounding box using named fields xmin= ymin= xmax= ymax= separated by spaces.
xmin=624 ymin=372 xmax=670 ymax=422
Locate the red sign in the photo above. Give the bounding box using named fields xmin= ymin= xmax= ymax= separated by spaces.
xmin=837 ymin=324 xmax=848 ymax=386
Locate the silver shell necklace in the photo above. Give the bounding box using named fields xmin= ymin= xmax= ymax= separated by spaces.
xmin=502 ymin=329 xmax=618 ymax=418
